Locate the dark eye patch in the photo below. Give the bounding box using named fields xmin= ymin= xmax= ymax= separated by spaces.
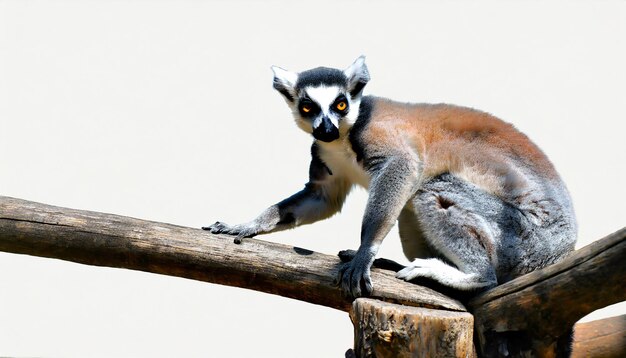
xmin=331 ymin=94 xmax=349 ymax=114
xmin=298 ymin=98 xmax=320 ymax=117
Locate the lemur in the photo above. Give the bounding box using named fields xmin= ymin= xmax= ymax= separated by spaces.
xmin=203 ymin=56 xmax=577 ymax=298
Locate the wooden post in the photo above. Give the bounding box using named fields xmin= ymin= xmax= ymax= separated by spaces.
xmin=349 ymin=298 xmax=475 ymax=358
xmin=572 ymin=315 xmax=626 ymax=358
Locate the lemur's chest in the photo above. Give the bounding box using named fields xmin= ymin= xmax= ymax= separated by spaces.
xmin=317 ymin=140 xmax=370 ymax=188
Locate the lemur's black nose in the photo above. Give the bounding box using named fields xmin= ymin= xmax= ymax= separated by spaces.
xmin=313 ymin=116 xmax=339 ymax=142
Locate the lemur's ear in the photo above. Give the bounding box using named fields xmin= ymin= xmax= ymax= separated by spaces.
xmin=271 ymin=66 xmax=298 ymax=103
xmin=344 ymin=56 xmax=370 ymax=97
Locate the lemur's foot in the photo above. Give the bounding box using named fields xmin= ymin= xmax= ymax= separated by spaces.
xmin=396 ymin=258 xmax=437 ymax=281
xmin=396 ymin=258 xmax=496 ymax=291
xmin=202 ymin=221 xmax=258 ymax=244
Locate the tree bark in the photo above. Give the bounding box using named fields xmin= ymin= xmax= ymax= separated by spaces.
xmin=0 ymin=196 xmax=465 ymax=313
xmin=349 ymin=298 xmax=475 ymax=358
xmin=469 ymin=227 xmax=626 ymax=357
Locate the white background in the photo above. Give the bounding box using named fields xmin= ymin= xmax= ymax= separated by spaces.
xmin=1 ymin=1 xmax=624 ymax=357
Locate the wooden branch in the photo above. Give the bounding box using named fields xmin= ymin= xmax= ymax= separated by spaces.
xmin=0 ymin=196 xmax=465 ymax=313
xmin=571 ymin=315 xmax=626 ymax=358
xmin=469 ymin=227 xmax=626 ymax=357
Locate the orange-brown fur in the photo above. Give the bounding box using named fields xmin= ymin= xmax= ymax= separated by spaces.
xmin=363 ymin=98 xmax=558 ymax=199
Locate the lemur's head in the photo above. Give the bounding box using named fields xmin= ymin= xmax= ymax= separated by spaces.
xmin=271 ymin=56 xmax=370 ymax=143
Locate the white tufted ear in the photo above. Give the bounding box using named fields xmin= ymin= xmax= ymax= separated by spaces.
xmin=343 ymin=56 xmax=370 ymax=97
xmin=271 ymin=66 xmax=298 ymax=102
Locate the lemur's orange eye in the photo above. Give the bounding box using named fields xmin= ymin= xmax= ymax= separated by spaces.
xmin=336 ymin=101 xmax=347 ymax=111
xmin=302 ymin=105 xmax=311 ymax=113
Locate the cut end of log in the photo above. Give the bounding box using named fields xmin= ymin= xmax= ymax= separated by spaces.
xmin=350 ymin=298 xmax=476 ymax=358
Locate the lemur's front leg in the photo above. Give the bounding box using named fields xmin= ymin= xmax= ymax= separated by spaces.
xmin=204 ymin=175 xmax=351 ymax=243
xmin=204 ymin=144 xmax=349 ymax=243
xmin=338 ymin=156 xmax=419 ymax=297
xmin=202 ymin=182 xmax=336 ymax=243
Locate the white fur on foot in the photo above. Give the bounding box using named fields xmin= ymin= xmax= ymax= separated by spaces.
xmin=396 ymin=258 xmax=494 ymax=290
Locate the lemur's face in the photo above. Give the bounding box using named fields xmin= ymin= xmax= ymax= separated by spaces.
xmin=272 ymin=57 xmax=370 ymax=143
xmin=294 ymin=80 xmax=352 ymax=143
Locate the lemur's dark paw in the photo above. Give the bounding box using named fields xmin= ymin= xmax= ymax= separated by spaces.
xmin=338 ymin=249 xmax=357 ymax=263
xmin=337 ymin=260 xmax=373 ymax=298
xmin=202 ymin=221 xmax=230 ymax=234
xmin=202 ymin=221 xmax=258 ymax=244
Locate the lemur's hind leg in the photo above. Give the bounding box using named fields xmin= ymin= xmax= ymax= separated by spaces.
xmin=396 ymin=174 xmax=500 ymax=292
xmin=397 ymin=205 xmax=434 ymax=261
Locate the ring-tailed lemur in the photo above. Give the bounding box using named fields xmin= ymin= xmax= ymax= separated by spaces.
xmin=203 ymin=56 xmax=577 ymax=298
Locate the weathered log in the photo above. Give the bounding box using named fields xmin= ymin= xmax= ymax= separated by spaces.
xmin=571 ymin=315 xmax=626 ymax=358
xmin=349 ymin=298 xmax=475 ymax=358
xmin=0 ymin=196 xmax=465 ymax=312
xmin=469 ymin=227 xmax=626 ymax=357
